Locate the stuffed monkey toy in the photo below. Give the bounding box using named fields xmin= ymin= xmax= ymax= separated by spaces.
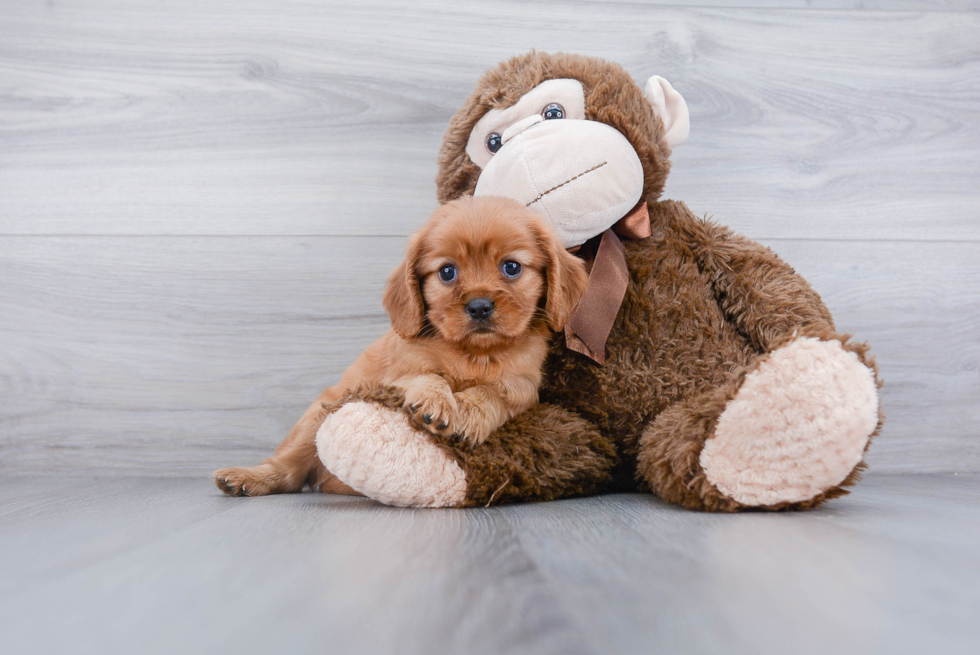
xmin=313 ymin=51 xmax=883 ymax=511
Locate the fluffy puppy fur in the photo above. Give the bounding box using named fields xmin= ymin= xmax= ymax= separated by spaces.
xmin=214 ymin=196 xmax=589 ymax=497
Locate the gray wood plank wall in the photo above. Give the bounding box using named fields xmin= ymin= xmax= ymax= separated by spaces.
xmin=1 ymin=0 xmax=978 ymax=475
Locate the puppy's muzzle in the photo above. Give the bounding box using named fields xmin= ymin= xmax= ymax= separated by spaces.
xmin=465 ymin=298 xmax=495 ymax=322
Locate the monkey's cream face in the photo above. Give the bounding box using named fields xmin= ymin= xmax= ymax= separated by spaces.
xmin=465 ymin=77 xmax=689 ymax=248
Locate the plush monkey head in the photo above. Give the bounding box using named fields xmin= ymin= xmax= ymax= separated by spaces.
xmin=436 ymin=51 xmax=689 ymax=248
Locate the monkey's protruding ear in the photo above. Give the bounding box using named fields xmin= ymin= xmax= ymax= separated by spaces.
xmin=542 ymin=228 xmax=591 ymax=332
xmin=643 ymin=75 xmax=690 ymax=150
xmin=383 ymin=234 xmax=426 ymax=339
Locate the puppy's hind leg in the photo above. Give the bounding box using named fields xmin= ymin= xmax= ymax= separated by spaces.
xmin=214 ymin=395 xmax=332 ymax=497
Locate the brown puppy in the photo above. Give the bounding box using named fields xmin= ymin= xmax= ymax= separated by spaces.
xmin=214 ymin=196 xmax=589 ymax=497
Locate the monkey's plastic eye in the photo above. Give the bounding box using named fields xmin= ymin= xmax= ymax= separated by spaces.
xmin=501 ymin=261 xmax=522 ymax=278
xmin=486 ymin=133 xmax=503 ymax=154
xmin=542 ymin=103 xmax=564 ymax=120
xmin=438 ymin=264 xmax=457 ymax=283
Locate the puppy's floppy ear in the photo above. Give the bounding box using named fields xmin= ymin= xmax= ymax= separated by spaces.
xmin=537 ymin=222 xmax=590 ymax=331
xmin=383 ymin=232 xmax=426 ymax=338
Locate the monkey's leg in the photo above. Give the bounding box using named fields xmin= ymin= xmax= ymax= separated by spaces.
xmin=315 ymin=386 xmax=619 ymax=508
xmin=636 ymin=336 xmax=882 ymax=512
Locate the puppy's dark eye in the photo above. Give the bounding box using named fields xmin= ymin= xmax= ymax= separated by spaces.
xmin=438 ymin=264 xmax=457 ymax=283
xmin=486 ymin=133 xmax=503 ymax=154
xmin=501 ymin=261 xmax=522 ymax=278
xmin=542 ymin=103 xmax=564 ymax=120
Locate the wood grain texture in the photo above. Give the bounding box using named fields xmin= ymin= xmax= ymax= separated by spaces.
xmin=0 ymin=477 xmax=590 ymax=655
xmin=0 ymin=1 xmax=978 ymax=239
xmin=0 ymin=236 xmax=398 ymax=474
xmin=0 ymin=1 xmax=977 ymax=476
xmin=501 ymin=474 xmax=980 ymax=655
xmin=1 ymin=236 xmax=976 ymax=475
xmin=1 ymin=474 xmax=978 ymax=655
xmin=551 ymin=1 xmax=980 ymax=8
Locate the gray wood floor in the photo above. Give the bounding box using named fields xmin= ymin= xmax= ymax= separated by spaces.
xmin=0 ymin=473 xmax=977 ymax=655
xmin=1 ymin=0 xmax=979 ymax=476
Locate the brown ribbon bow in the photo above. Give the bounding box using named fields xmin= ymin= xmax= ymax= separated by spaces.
xmin=564 ymin=201 xmax=651 ymax=365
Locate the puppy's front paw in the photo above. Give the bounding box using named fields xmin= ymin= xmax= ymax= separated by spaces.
xmin=455 ymin=428 xmax=491 ymax=448
xmin=452 ymin=413 xmax=495 ymax=448
xmin=404 ymin=390 xmax=458 ymax=438
xmin=213 ymin=466 xmax=276 ymax=497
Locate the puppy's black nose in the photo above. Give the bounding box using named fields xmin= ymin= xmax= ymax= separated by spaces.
xmin=465 ymin=297 xmax=495 ymax=321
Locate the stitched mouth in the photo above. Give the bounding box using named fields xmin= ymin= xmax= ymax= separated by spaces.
xmin=525 ymin=161 xmax=608 ymax=208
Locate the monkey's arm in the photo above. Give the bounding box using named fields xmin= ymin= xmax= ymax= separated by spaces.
xmin=664 ymin=200 xmax=836 ymax=350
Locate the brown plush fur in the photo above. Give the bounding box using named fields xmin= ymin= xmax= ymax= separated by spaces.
xmin=425 ymin=52 xmax=883 ymax=510
xmin=214 ymin=196 xmax=588 ymax=496
xmin=450 ymin=403 xmax=621 ymax=506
